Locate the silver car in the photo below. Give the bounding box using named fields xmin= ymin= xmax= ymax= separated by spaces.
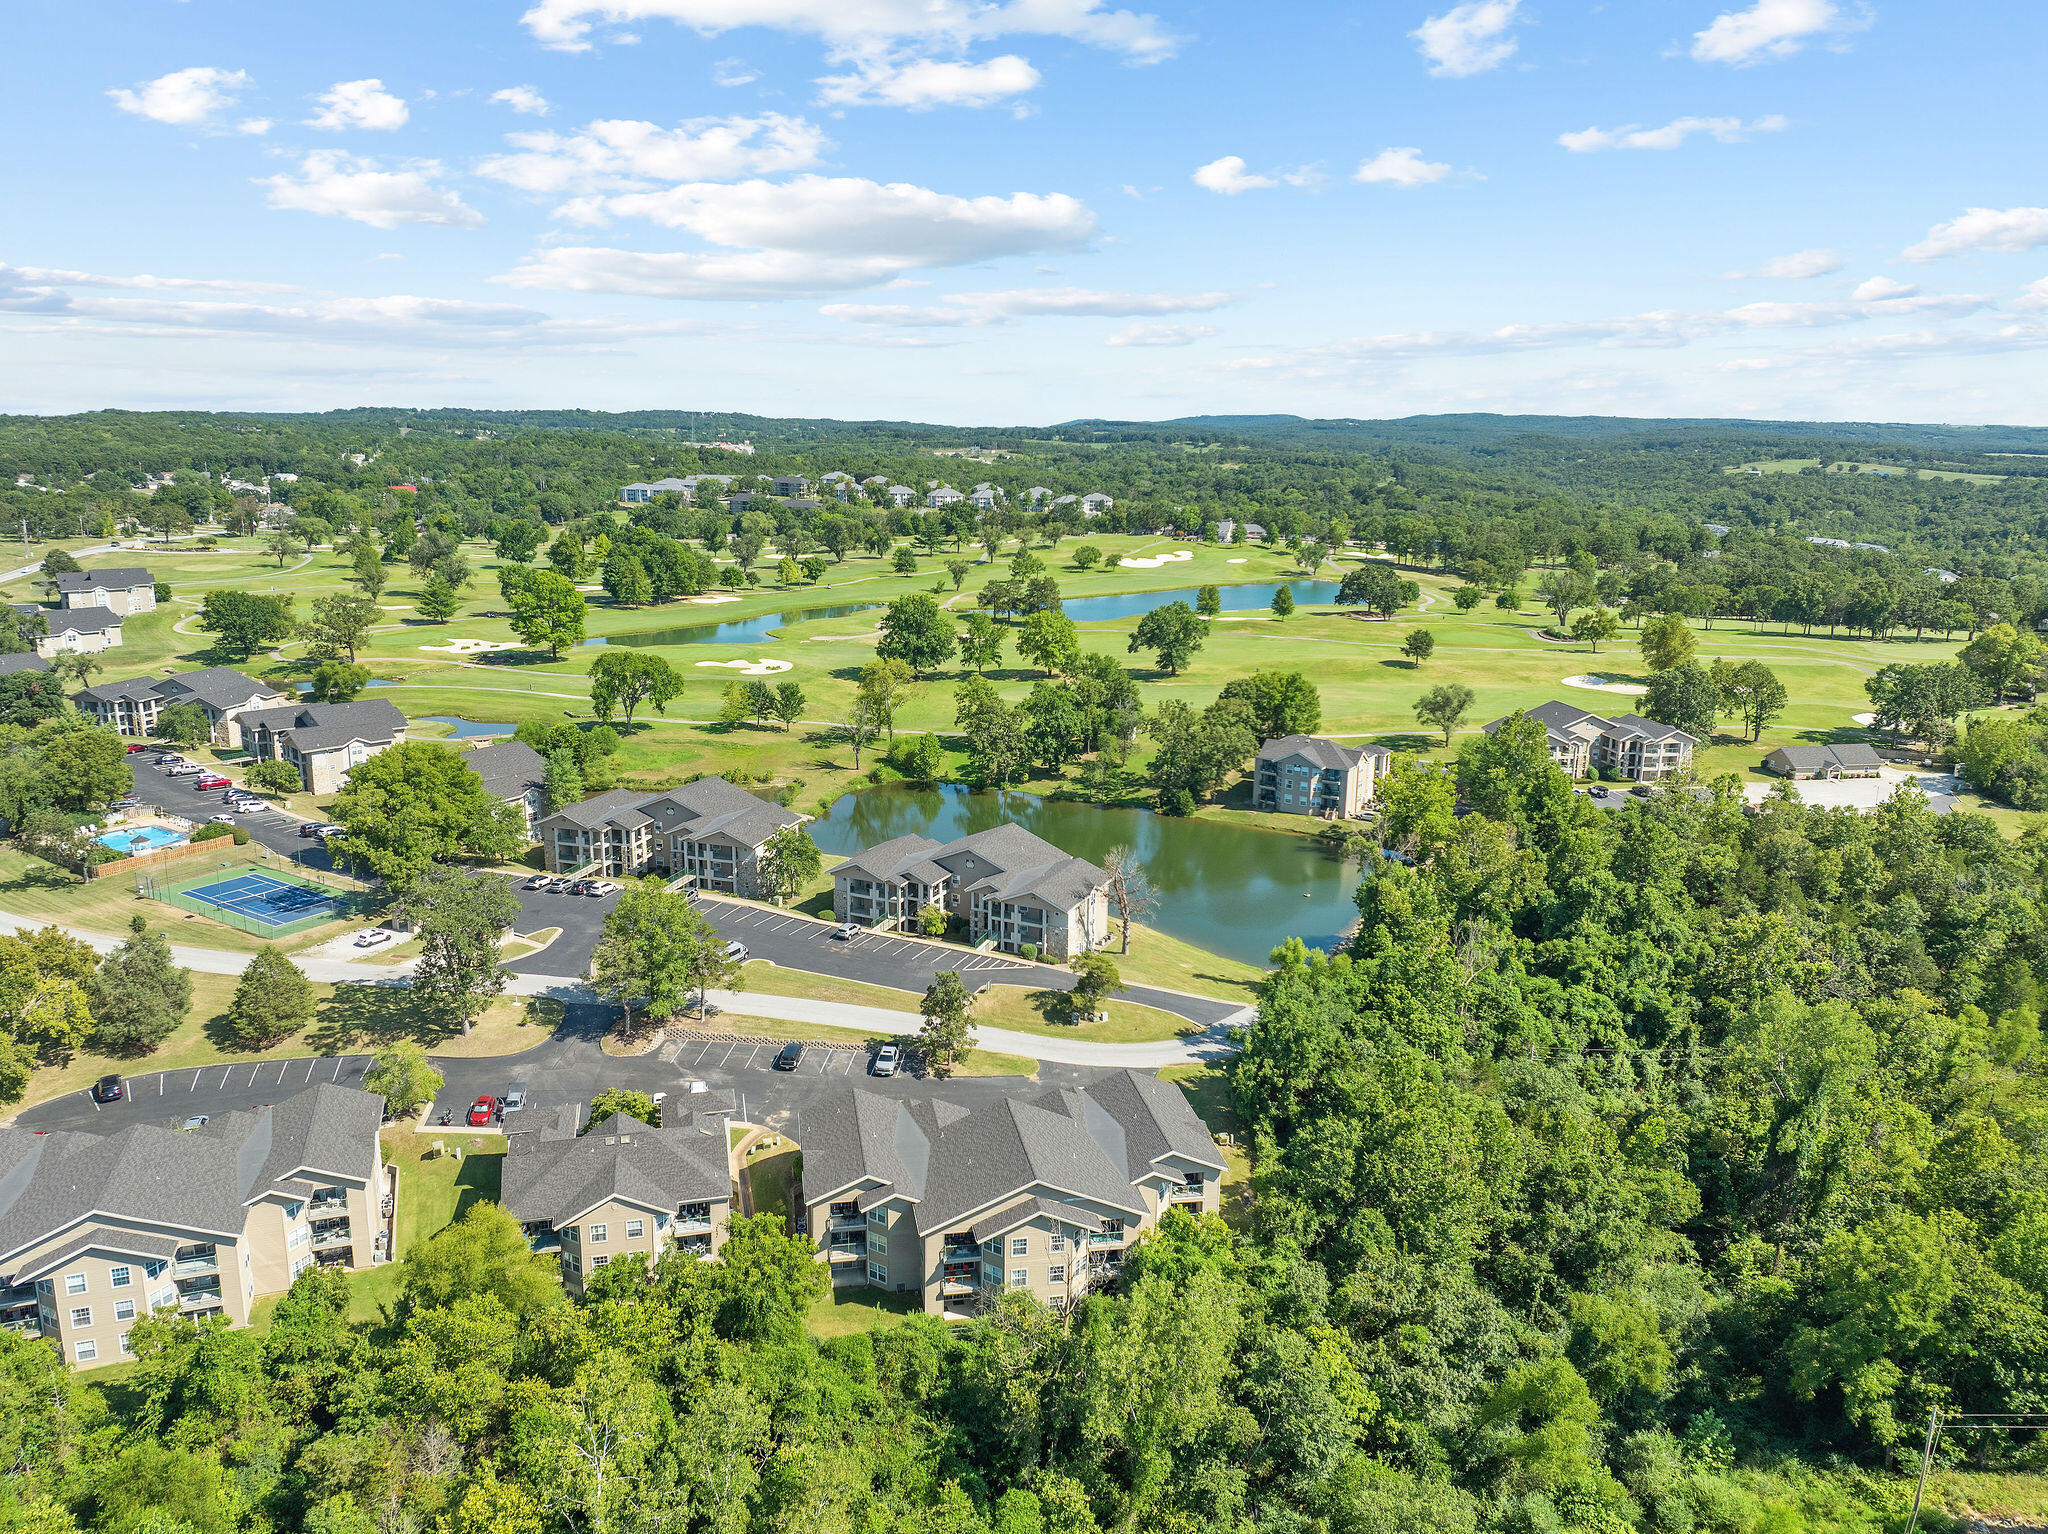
xmin=871 ymin=1044 xmax=900 ymax=1078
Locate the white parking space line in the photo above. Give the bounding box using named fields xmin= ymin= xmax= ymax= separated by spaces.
xmin=330 ymin=1057 xmax=343 ymax=1081
xmin=217 ymin=1068 xmax=232 ymax=1090
xmin=303 ymin=1059 xmax=316 ymax=1082
xmin=156 ymin=1073 xmax=164 ymax=1095
xmin=744 ymin=1046 xmax=763 ymax=1069
xmin=719 ymin=1043 xmax=737 ymax=1067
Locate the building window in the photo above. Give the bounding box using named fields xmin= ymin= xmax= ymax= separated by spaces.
xmin=284 ymin=1201 xmax=303 ymax=1220
xmin=1010 ymin=1236 xmax=1029 ymax=1256
xmin=74 ymin=1341 xmax=96 ymax=1362
xmin=292 ymin=1256 xmax=313 ymax=1278
xmin=565 ymin=1256 xmax=581 ymax=1274
xmin=114 ymin=1299 xmax=135 ymax=1322
xmin=64 ymin=1274 xmax=86 ymax=1296
xmin=1049 ymin=1234 xmax=1065 ymax=1253
xmin=1048 ymin=1265 xmax=1066 ymax=1284
xmin=289 ymin=1227 xmax=310 ymax=1249
xmin=119 ymin=1333 xmax=133 ymax=1355
xmin=867 ymin=1262 xmax=888 ymax=1284
xmin=625 ymin=1220 xmax=643 ymax=1239
xmin=868 ymin=1208 xmax=887 ymax=1226
xmin=591 ymin=1256 xmax=609 ymax=1268
xmin=1009 ymin=1269 xmax=1027 ymax=1288
xmin=69 ymin=1307 xmax=90 ymax=1329
xmin=1050 ymin=1296 xmax=1067 ymax=1315
xmin=982 ymin=1263 xmax=1004 ymax=1286
xmin=588 ymin=1224 xmax=606 ymax=1242
xmin=562 ymin=1226 xmax=579 ymax=1242
xmin=109 ymin=1266 xmax=130 ymax=1288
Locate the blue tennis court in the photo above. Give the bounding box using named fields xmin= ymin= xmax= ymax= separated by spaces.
xmin=181 ymin=872 xmax=341 ymax=928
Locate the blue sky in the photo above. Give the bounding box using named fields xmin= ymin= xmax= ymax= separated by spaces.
xmin=4 ymin=0 xmax=2046 ymax=425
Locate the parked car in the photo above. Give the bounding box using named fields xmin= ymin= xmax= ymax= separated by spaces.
xmin=298 ymin=822 xmax=322 ymax=838
xmin=1590 ymin=785 xmax=1610 ymax=799
xmin=230 ymin=800 xmax=267 ymax=815
xmin=503 ymin=1082 xmax=528 ymax=1112
xmin=110 ymin=795 xmax=141 ymax=810
xmin=546 ymin=877 xmax=573 ymax=893
xmin=180 ymin=1115 xmax=210 ymax=1131
xmin=466 ymin=1095 xmax=498 ymax=1126
xmin=124 ymin=742 xmax=150 ymax=755
xmin=91 ymin=1074 xmax=123 ymax=1103
xmin=153 ymin=753 xmax=183 ymax=765
xmin=316 ymin=825 xmax=346 ymax=838
xmin=871 ymin=1044 xmax=899 ymax=1078
xmin=196 ymin=774 xmax=230 ymax=790
xmin=206 ymin=814 xmax=236 ymax=825
xmin=772 ymin=1041 xmax=804 ymax=1071
xmin=522 ymin=874 xmax=550 ymax=890
xmin=567 ymin=880 xmax=592 ymax=896
xmin=587 ymin=880 xmax=618 ymax=896
xmin=723 ymin=941 xmax=748 ymax=962
xmin=832 ymin=923 xmax=859 ymax=941
xmin=354 ymin=929 xmax=394 ymax=948
xmin=166 ymin=764 xmax=202 ymax=777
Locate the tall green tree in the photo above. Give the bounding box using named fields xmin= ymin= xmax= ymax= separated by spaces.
xmin=87 ymin=914 xmax=190 ymax=1055
xmin=588 ymin=650 xmax=681 ymax=731
xmin=504 ymin=569 xmax=588 ymax=658
xmin=198 ymin=590 xmax=294 ymax=660
xmin=222 ymin=946 xmax=315 ymax=1049
xmin=757 ymin=824 xmax=823 ymax=906
xmin=1128 ymin=601 xmax=1206 ymax=674
xmin=329 ymin=742 xmax=525 ymax=891
xmin=919 ymin=969 xmax=972 ymax=1077
xmin=298 ymin=593 xmax=378 ymax=664
xmin=875 ymin=593 xmax=956 ymax=676
xmin=406 ymin=868 xmax=519 ymax=1036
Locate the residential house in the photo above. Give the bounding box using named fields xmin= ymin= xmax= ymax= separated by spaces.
xmin=1216 ymin=519 xmax=1237 ymax=544
xmin=460 ymin=739 xmax=548 ymax=832
xmin=73 ymin=666 xmax=284 ymax=745
xmin=1487 ymin=701 xmax=1699 ymax=782
xmin=536 ymin=777 xmax=804 ymax=893
xmin=1023 ymin=487 xmax=1054 ymax=505
xmin=239 ymin=699 xmax=409 ymax=794
xmin=884 ymin=485 xmax=918 ymax=508
xmin=799 ymin=1071 xmax=1225 ymax=1315
xmin=33 ymin=607 xmax=123 ymax=657
xmin=968 ymin=484 xmax=1001 ymax=510
xmin=770 ymin=475 xmax=811 ymax=497
xmin=832 ymin=823 xmax=1110 ymax=959
xmin=1253 ymin=735 xmax=1389 ymax=818
xmin=51 ymin=568 xmax=156 ymax=615
xmin=1764 ymin=743 xmax=1885 ymax=780
xmin=503 ymin=1103 xmax=735 ymax=1296
xmin=0 ymin=1084 xmax=383 ymax=1369
xmin=0 ymin=653 xmax=48 ymax=677
xmin=1080 ymin=492 xmax=1114 ymax=517
xmin=926 ymin=485 xmax=964 ymax=509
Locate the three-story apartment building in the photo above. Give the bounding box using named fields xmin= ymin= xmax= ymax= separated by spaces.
xmin=0 ymin=1084 xmax=383 ymax=1368
xmin=73 ymin=666 xmax=286 ymax=746
xmin=798 ymin=1071 xmax=1225 ymax=1316
xmin=1488 ymin=701 xmax=1701 ymax=782
xmin=1252 ymin=735 xmax=1390 ymax=819
xmin=534 ymin=777 xmax=804 ymax=894
xmin=831 ymin=823 xmax=1111 ymax=959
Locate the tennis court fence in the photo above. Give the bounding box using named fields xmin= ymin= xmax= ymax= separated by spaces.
xmin=136 ymin=861 xmax=383 ymax=938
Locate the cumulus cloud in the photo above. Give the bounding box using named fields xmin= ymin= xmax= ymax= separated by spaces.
xmin=1691 ymin=0 xmax=1870 ymax=65
xmin=490 ymin=85 xmax=552 ymax=116
xmin=236 ymin=117 xmax=274 ymax=135
xmin=1412 ymin=0 xmax=1522 ymax=77
xmin=821 ymin=286 xmax=1233 ymax=325
xmin=1902 ymin=206 xmax=2048 ymax=262
xmin=1105 ymin=322 xmax=1214 ymax=346
xmin=1192 ymin=156 xmax=1274 ymax=194
xmin=500 ymin=175 xmax=1097 ymax=298
xmin=306 ymin=79 xmax=409 ymax=132
xmin=816 ymin=53 xmax=1041 ymax=109
xmin=261 ymin=152 xmax=484 ymax=229
xmin=1723 ymin=248 xmax=1845 ymax=279
xmin=518 ymin=0 xmax=1179 ymax=63
xmin=1354 ymin=147 xmax=1454 ymax=187
xmin=2019 ymin=278 xmax=2048 ymax=313
xmin=1558 ymin=114 xmax=1788 ymax=151
xmin=107 ymin=67 xmax=251 ymax=127
xmin=477 ymin=114 xmax=828 ymax=196
xmin=0 ymin=263 xmax=298 ymax=295
xmin=713 ymin=58 xmax=758 ymax=86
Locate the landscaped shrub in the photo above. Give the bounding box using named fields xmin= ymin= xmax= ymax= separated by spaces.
xmin=1019 ymin=942 xmax=1038 ymax=961
xmin=193 ymin=822 xmax=234 ymax=843
xmin=232 ymin=826 xmax=250 ymax=845
xmin=243 ymin=760 xmax=303 ymax=795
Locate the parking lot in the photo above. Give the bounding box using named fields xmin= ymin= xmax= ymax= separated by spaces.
xmin=501 ymin=876 xmax=621 ymax=975
xmin=127 ymin=754 xmax=335 ymax=872
xmin=662 ymin=1033 xmax=877 ymax=1077
xmin=18 ymin=1054 xmax=373 ymax=1133
xmin=699 ymin=898 xmax=1052 ymax=995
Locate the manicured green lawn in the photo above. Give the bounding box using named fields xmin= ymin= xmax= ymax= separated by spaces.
xmin=972 ymin=985 xmax=1193 ymax=1043
xmin=807 ymin=1284 xmax=924 ymax=1338
xmin=745 ymin=1145 xmax=798 ymax=1223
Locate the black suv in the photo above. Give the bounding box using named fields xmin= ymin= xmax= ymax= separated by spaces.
xmin=772 ymin=1041 xmax=805 ymax=1071
xmin=92 ymin=1075 xmax=123 ymax=1103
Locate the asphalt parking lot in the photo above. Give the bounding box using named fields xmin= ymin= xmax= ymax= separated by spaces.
xmin=501 ymin=876 xmax=620 ymax=975
xmin=16 ymin=1054 xmax=373 ymax=1134
xmin=127 ymin=755 xmax=335 ymax=872
xmin=700 ymin=897 xmax=1050 ymax=995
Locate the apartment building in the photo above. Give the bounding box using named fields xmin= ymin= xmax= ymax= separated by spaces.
xmin=1489 ymin=701 xmax=1700 ymax=782
xmin=31 ymin=607 xmax=123 ymax=656
xmin=832 ymin=823 xmax=1111 ymax=959
xmin=51 ymin=568 xmax=156 ymax=615
xmin=459 ymin=738 xmax=548 ymax=832
xmin=73 ymin=666 xmax=285 ymax=745
xmin=0 ymin=1084 xmax=383 ymax=1368
xmin=799 ymin=1071 xmax=1225 ymax=1316
xmin=536 ymin=776 xmax=804 ymax=893
xmin=239 ymin=699 xmax=409 ymax=793
xmin=0 ymin=653 xmax=49 ymax=677
xmin=502 ymin=1101 xmax=735 ymax=1296
xmin=1253 ymin=735 xmax=1390 ymax=819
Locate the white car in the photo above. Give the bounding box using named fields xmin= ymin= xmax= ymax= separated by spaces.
xmin=167 ymin=764 xmax=202 ymax=777
xmin=206 ymin=814 xmax=236 ymax=825
xmin=722 ymin=940 xmax=748 ymax=962
xmin=587 ymin=880 xmax=619 ymax=896
xmin=354 ymin=929 xmax=395 ymax=948
xmin=871 ymin=1044 xmax=900 ymax=1078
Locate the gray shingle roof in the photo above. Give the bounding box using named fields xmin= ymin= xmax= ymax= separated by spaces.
xmin=459 ymin=739 xmax=547 ymax=800
xmin=1075 ymin=1070 xmax=1228 ymax=1175
xmin=42 ymin=608 xmax=124 ymax=635
xmin=501 ymin=1112 xmax=729 ymax=1226
xmin=156 ymin=666 xmax=285 ymax=711
xmin=1769 ymin=743 xmax=1885 ymax=771
xmin=913 ymin=1097 xmax=1147 ymax=1235
xmin=52 ymin=568 xmax=153 ymax=593
xmin=1490 ymin=701 xmax=1700 ymax=751
xmin=0 ymin=652 xmax=47 ymax=676
xmin=240 ymin=699 xmax=407 ymax=754
xmin=833 ymin=833 xmax=948 ymax=884
xmin=1602 ymin=713 xmax=1699 ymax=745
xmin=969 ymin=1196 xmax=1105 ymax=1244
xmin=932 ymin=823 xmax=1108 ymax=911
xmin=537 ymin=777 xmax=803 ymax=850
xmin=1256 ymin=734 xmax=1389 ymax=771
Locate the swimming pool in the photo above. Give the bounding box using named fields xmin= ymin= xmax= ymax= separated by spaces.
xmin=94 ymin=825 xmax=188 ymax=854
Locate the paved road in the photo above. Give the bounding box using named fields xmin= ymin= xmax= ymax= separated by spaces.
xmin=127 ymin=756 xmax=334 ymax=872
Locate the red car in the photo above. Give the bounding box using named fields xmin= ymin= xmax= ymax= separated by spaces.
xmin=466 ymin=1095 xmax=498 ymax=1126
xmin=196 ymin=774 xmax=230 ymax=791
xmin=124 ymin=743 xmax=150 ymax=755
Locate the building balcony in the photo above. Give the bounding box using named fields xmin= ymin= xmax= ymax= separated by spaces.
xmin=310 ymin=1225 xmax=353 ymax=1249
xmin=674 ymin=1216 xmax=714 ymax=1236
xmin=178 ymin=1287 xmax=223 ymax=1311
xmin=941 ymin=1244 xmax=979 ymax=1263
xmin=173 ymin=1253 xmax=218 ymax=1276
xmin=826 ymin=1248 xmax=865 ymax=1264
xmin=308 ymin=1194 xmax=349 ymax=1214
xmin=829 ymin=1216 xmax=867 ymax=1232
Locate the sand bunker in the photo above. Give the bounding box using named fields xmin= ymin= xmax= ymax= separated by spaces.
xmin=1117 ymin=549 xmax=1196 ymax=569
xmin=1562 ymin=674 xmax=1649 ymax=696
xmin=696 ymin=658 xmax=793 ymax=676
xmin=419 ymin=638 xmax=521 ymax=656
xmin=1226 ymin=558 xmax=1248 ymax=564
xmin=1852 ymin=712 xmax=1878 ymax=726
xmin=686 ymin=592 xmax=742 ymax=604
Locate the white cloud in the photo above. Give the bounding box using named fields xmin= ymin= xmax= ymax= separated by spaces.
xmin=713 ymin=58 xmax=757 ymax=86
xmin=1193 ymin=156 xmax=1274 ymax=194
xmin=261 ymin=152 xmax=484 ymax=229
xmin=306 ymin=79 xmax=409 ymax=132
xmin=1412 ymin=0 xmax=1522 ymax=77
xmin=2019 ymin=278 xmax=2048 ymax=313
xmin=0 ymin=263 xmax=299 ymax=295
xmin=491 ymin=85 xmax=552 ymax=116
xmin=477 ymin=114 xmax=828 ymax=195
xmin=1105 ymin=322 xmax=1214 ymax=346
xmin=1559 ymin=114 xmax=1788 ymax=151
xmin=1850 ymin=275 xmax=1914 ymax=301
xmin=107 ymin=67 xmax=251 ymax=128
xmin=236 ymin=117 xmax=273 ymax=136
xmin=1723 ymin=247 xmax=1844 ymax=278
xmin=817 ymin=53 xmax=1041 ymax=109
xmin=518 ymin=0 xmax=1179 ymax=63
xmin=821 ymin=286 xmax=1234 ymax=324
xmin=1691 ymin=0 xmax=1869 ymax=65
xmin=1902 ymin=207 xmax=2048 ymax=262
xmin=1354 ymin=147 xmax=1454 ymax=187
xmin=501 ymin=175 xmax=1097 ymax=298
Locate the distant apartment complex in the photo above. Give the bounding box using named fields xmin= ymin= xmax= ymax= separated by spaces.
xmin=73 ymin=666 xmax=285 ymax=745
xmin=503 ymin=1101 xmax=736 ymax=1296
xmin=51 ymin=568 xmax=157 ymax=614
xmin=832 ymin=823 xmax=1110 ymax=959
xmin=1253 ymin=735 xmax=1390 ymax=818
xmin=799 ymin=1072 xmax=1224 ymax=1315
xmin=29 ymin=606 xmax=124 ymax=656
xmin=1489 ymin=701 xmax=1700 ymax=781
xmin=536 ymin=776 xmax=804 ymax=893
xmin=0 ymin=1084 xmax=384 ymax=1368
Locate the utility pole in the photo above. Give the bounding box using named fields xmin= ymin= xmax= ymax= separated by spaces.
xmin=1904 ymin=1407 xmax=1940 ymax=1534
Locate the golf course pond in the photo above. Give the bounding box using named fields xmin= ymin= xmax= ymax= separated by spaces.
xmin=808 ymin=782 xmax=1367 ymax=967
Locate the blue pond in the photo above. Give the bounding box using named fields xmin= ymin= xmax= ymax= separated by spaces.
xmin=419 ymin=715 xmax=514 ymax=738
